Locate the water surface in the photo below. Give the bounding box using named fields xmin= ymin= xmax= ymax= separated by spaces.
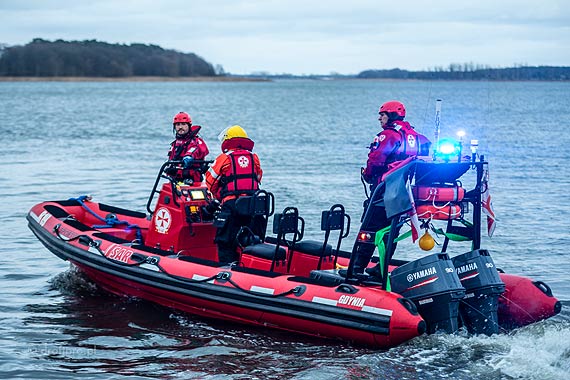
xmin=1 ymin=79 xmax=569 ymax=379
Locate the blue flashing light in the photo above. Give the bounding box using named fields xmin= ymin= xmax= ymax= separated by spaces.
xmin=435 ymin=138 xmax=461 ymax=161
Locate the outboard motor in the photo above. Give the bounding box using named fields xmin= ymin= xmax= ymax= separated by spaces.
xmin=391 ymin=253 xmax=465 ymax=334
xmin=452 ymin=249 xmax=505 ymax=335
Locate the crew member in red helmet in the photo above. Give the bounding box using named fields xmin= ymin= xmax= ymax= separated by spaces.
xmin=167 ymin=112 xmax=209 ymax=184
xmin=362 ymin=101 xmax=431 ymax=192
xmin=354 ymin=101 xmax=431 ymax=279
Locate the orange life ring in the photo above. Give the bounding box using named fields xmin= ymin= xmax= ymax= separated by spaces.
xmin=413 ymin=186 xmax=465 ymax=202
xmin=416 ymin=204 xmax=462 ymax=220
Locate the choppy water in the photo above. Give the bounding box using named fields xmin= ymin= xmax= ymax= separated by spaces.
xmin=1 ymin=79 xmax=569 ymax=379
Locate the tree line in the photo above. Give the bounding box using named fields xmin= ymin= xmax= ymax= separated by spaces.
xmin=357 ymin=64 xmax=570 ymax=81
xmin=0 ymin=39 xmax=217 ymax=77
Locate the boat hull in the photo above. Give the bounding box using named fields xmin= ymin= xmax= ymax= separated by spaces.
xmin=497 ymin=273 xmax=562 ymax=329
xmin=28 ymin=201 xmax=425 ymax=348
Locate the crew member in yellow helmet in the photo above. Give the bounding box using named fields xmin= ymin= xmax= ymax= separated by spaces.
xmin=206 ymin=125 xmax=263 ymax=263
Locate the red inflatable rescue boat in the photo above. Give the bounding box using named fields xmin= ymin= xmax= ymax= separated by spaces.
xmin=27 ymin=157 xmax=561 ymax=348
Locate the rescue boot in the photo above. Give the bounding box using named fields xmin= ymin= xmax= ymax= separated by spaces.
xmin=365 ymin=264 xmax=382 ymax=279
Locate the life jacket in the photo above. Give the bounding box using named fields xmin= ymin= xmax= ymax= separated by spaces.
xmin=167 ymin=126 xmax=208 ymax=183
xmin=169 ymin=139 xmax=191 ymax=161
xmin=389 ymin=121 xmax=430 ymax=161
xmin=168 ymin=125 xmax=202 ymax=161
xmin=220 ymin=149 xmax=260 ymax=198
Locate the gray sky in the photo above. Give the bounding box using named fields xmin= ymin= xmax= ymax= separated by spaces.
xmin=0 ymin=0 xmax=568 ymax=75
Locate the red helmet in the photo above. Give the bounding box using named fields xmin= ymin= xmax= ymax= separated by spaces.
xmin=173 ymin=112 xmax=191 ymax=125
xmin=379 ymin=101 xmax=406 ymax=118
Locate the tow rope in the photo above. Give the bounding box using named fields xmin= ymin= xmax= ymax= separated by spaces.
xmin=69 ymin=195 xmax=143 ymax=242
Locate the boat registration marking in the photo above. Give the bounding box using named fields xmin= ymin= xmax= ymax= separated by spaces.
xmin=312 ymin=296 xmax=338 ymax=306
xmin=312 ymin=297 xmax=393 ymax=316
xmin=105 ymin=244 xmax=134 ymax=263
xmin=250 ymin=286 xmax=275 ymax=295
xmin=338 ymin=295 xmax=365 ymax=307
xmin=361 ymin=305 xmax=393 ymax=317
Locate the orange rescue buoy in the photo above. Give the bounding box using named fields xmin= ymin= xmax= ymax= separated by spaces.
xmin=416 ymin=204 xmax=462 ymax=220
xmin=413 ymin=186 xmax=465 ymax=202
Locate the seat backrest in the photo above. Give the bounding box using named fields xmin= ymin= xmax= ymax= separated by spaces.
xmin=273 ymin=207 xmax=305 ymax=273
xmin=232 ymin=190 xmax=275 ymax=244
xmin=321 ymin=204 xmax=350 ymax=235
xmin=234 ymin=190 xmax=275 ymax=217
xmin=272 ymin=207 xmax=304 ymax=242
xmin=321 ymin=206 xmax=346 ymax=231
xmin=321 ymin=204 xmax=351 ymax=268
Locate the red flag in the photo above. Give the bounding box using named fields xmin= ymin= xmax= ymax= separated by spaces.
xmin=406 ymin=179 xmax=421 ymax=242
xmin=481 ymin=167 xmax=496 ymax=237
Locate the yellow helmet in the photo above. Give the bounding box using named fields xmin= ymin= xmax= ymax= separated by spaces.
xmin=218 ymin=125 xmax=248 ymax=142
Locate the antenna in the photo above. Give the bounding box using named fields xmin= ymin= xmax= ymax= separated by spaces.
xmin=433 ymin=99 xmax=442 ymax=161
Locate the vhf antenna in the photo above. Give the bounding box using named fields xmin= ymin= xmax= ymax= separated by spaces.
xmin=433 ymin=99 xmax=442 ymax=161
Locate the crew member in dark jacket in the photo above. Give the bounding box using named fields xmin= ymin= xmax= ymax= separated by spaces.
xmin=363 ymin=101 xmax=431 ymax=192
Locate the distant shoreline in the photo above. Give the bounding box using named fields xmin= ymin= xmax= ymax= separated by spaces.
xmin=1 ymin=76 xmax=567 ymax=83
xmin=0 ymin=76 xmax=270 ymax=82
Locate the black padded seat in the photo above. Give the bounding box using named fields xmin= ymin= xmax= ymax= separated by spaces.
xmin=243 ymin=243 xmax=287 ymax=260
xmin=294 ymin=240 xmax=333 ymax=257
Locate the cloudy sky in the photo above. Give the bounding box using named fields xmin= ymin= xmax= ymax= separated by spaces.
xmin=0 ymin=0 xmax=568 ymax=75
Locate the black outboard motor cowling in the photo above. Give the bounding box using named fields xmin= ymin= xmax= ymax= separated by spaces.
xmin=391 ymin=253 xmax=465 ymax=334
xmin=452 ymin=249 xmax=505 ymax=335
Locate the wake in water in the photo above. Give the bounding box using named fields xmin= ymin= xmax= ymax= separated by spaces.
xmin=363 ymin=314 xmax=570 ymax=380
xmin=489 ymin=318 xmax=570 ymax=379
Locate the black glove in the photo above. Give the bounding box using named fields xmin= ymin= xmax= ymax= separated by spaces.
xmin=183 ymin=156 xmax=194 ymax=168
xmin=205 ymin=199 xmax=221 ymax=214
